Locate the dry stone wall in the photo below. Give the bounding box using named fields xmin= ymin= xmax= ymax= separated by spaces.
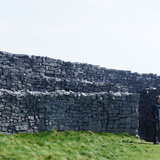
xmin=139 ymin=87 xmax=160 ymax=141
xmin=1 ymin=51 xmax=160 ymax=94
xmin=0 ymin=89 xmax=139 ymax=135
xmin=0 ymin=51 xmax=160 ymax=139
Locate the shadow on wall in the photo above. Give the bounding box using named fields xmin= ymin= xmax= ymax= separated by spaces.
xmin=139 ymin=87 xmax=160 ymax=142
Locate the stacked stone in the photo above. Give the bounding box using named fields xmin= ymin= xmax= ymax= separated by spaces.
xmin=139 ymin=87 xmax=160 ymax=141
xmin=0 ymin=51 xmax=160 ymax=94
xmin=0 ymin=89 xmax=139 ymax=135
xmin=1 ymin=51 xmax=160 ymax=139
xmin=106 ymin=92 xmax=139 ymax=135
xmin=0 ymin=52 xmax=128 ymax=93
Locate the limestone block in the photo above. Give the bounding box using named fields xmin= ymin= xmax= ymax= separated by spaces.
xmin=88 ymin=124 xmax=102 ymax=132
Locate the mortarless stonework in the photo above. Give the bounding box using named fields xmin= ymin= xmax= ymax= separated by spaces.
xmin=0 ymin=89 xmax=139 ymax=135
xmin=0 ymin=51 xmax=160 ymax=140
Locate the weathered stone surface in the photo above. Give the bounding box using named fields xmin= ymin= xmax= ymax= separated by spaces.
xmin=0 ymin=89 xmax=139 ymax=135
xmin=0 ymin=51 xmax=159 ymax=140
xmin=88 ymin=124 xmax=102 ymax=133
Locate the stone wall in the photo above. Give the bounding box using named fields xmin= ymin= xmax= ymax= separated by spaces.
xmin=1 ymin=51 xmax=160 ymax=94
xmin=0 ymin=51 xmax=160 ymax=139
xmin=139 ymin=87 xmax=160 ymax=141
xmin=0 ymin=89 xmax=139 ymax=135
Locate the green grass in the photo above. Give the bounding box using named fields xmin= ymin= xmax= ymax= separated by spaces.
xmin=0 ymin=130 xmax=159 ymax=160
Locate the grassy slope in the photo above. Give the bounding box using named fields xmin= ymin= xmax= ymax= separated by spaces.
xmin=0 ymin=130 xmax=159 ymax=160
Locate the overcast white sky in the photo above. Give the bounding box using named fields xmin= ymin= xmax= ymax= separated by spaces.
xmin=1 ymin=0 xmax=160 ymax=75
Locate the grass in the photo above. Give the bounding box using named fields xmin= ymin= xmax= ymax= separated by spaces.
xmin=0 ymin=130 xmax=159 ymax=160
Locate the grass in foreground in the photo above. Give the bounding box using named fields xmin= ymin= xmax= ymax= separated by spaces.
xmin=0 ymin=130 xmax=159 ymax=160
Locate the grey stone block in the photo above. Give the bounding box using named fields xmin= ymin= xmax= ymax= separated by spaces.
xmin=88 ymin=124 xmax=102 ymax=132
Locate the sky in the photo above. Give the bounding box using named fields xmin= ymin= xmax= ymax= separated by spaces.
xmin=1 ymin=0 xmax=160 ymax=75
